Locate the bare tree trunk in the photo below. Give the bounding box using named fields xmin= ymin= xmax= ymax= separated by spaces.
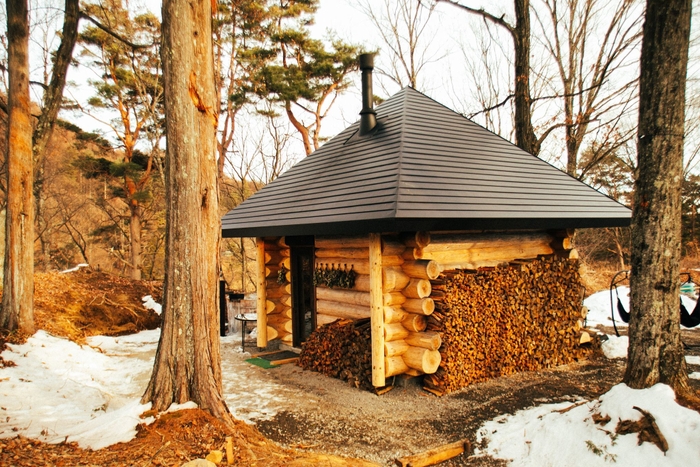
xmin=1 ymin=0 xmax=35 ymax=334
xmin=129 ymin=202 xmax=142 ymax=280
xmin=33 ymin=0 xmax=80 ymax=272
xmin=626 ymin=0 xmax=692 ymax=397
xmin=512 ymin=0 xmax=538 ymax=156
xmin=143 ymin=0 xmax=232 ymax=423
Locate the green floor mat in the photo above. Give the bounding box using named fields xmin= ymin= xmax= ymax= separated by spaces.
xmin=245 ymin=357 xmax=279 ymax=369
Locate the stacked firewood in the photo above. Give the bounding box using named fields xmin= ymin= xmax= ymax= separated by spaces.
xmin=298 ymin=318 xmax=374 ymax=390
xmin=424 ymin=257 xmax=595 ymax=395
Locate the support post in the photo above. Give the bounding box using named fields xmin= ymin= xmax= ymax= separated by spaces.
xmin=369 ymin=233 xmax=386 ymax=387
xmin=256 ymin=238 xmax=268 ymax=348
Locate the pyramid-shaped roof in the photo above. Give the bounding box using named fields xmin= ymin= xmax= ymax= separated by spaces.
xmin=222 ymin=88 xmax=630 ymax=238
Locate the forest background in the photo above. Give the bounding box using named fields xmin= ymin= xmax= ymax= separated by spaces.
xmin=1 ymin=0 xmax=699 ymax=294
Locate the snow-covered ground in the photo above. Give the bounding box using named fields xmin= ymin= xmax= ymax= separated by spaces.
xmin=0 ymin=291 xmax=698 ymax=465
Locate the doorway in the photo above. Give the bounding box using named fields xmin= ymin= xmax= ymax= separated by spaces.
xmin=287 ymin=236 xmax=316 ymax=348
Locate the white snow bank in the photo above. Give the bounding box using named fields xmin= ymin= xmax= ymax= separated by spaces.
xmin=475 ymin=383 xmax=700 ymax=466
xmin=60 ymin=263 xmax=90 ymax=274
xmin=601 ymin=335 xmax=628 ymax=359
xmin=584 ymin=286 xmax=699 ymax=330
xmin=142 ymin=295 xmax=162 ymax=315
xmin=0 ymin=330 xmax=155 ymax=448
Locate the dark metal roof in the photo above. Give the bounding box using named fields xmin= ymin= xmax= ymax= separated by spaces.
xmin=222 ymin=88 xmax=631 ymax=238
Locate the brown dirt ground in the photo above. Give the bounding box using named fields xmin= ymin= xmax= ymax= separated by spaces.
xmin=1 ymin=267 xmax=699 ymax=466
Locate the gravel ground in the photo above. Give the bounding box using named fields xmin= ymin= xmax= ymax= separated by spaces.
xmin=222 ymin=329 xmax=700 ymax=466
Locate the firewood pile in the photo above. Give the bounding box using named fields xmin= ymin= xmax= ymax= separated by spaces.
xmin=298 ymin=318 xmax=374 ymax=390
xmin=424 ymin=257 xmax=595 ymax=395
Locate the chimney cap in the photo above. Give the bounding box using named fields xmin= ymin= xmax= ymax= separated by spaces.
xmin=359 ymin=53 xmax=374 ymax=70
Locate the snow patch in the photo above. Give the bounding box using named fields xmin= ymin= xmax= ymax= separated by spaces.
xmin=60 ymin=263 xmax=90 ymax=274
xmin=142 ymin=295 xmax=162 ymax=315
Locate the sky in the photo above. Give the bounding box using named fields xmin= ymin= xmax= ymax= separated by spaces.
xmin=0 ymin=285 xmax=699 ymax=464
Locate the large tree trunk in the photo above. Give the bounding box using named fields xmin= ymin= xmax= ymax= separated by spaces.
xmin=625 ymin=0 xmax=692 ymax=396
xmin=512 ymin=0 xmax=538 ymax=156
xmin=1 ymin=0 xmax=35 ymax=335
xmin=142 ymin=0 xmax=231 ymax=423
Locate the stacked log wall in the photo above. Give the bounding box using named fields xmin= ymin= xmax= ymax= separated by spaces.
xmin=262 ymin=237 xmax=292 ymax=344
xmin=423 ymin=256 xmax=595 ymax=395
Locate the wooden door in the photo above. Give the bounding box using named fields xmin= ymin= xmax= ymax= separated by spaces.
xmin=288 ymin=236 xmax=316 ymax=347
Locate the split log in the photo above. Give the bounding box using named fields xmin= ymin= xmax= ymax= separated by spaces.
xmin=384 ymin=267 xmax=411 ymax=292
xmin=403 ymin=347 xmax=441 ymax=374
xmin=403 ymin=278 xmax=431 ymax=298
xmin=402 ymin=260 xmax=440 ymax=280
xmin=316 ymin=287 xmax=371 ymax=307
xmin=315 ymin=247 xmax=369 ymax=259
xmin=384 ymin=292 xmax=407 ymax=306
xmin=385 ymin=339 xmax=409 ymax=357
xmin=385 ymin=322 xmax=410 ymax=341
xmin=384 ymin=306 xmax=409 ymax=324
xmin=556 ymin=248 xmax=579 ymax=259
xmin=406 ymin=331 xmax=441 ymax=351
xmin=403 ymin=298 xmax=435 ymax=315
xmin=316 ymin=300 xmax=370 ymax=320
xmin=395 ymin=439 xmax=470 ymax=467
xmin=402 ymin=314 xmax=427 ymax=332
xmin=315 ymin=235 xmax=369 ymax=249
xmin=385 ymin=356 xmax=409 ymax=377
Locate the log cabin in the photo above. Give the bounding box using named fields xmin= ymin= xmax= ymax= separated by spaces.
xmin=221 ymin=54 xmax=631 ymax=390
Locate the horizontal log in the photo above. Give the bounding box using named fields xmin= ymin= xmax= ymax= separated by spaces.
xmin=265 ymin=284 xmax=292 ymax=299
xmin=315 ymin=235 xmax=369 ymax=249
xmin=402 ymin=260 xmax=440 ymax=280
xmin=385 ymin=356 xmax=409 ymax=377
xmin=352 ymin=274 xmax=370 ymax=292
xmin=265 ymin=266 xmax=291 ymax=282
xmin=414 ymin=244 xmax=554 ymax=264
xmin=550 ymin=237 xmax=573 ymax=250
xmin=266 ymin=280 xmax=291 ymax=292
xmin=316 ymin=300 xmax=370 ymax=320
xmin=280 ymin=333 xmax=293 ymax=344
xmin=402 ymin=314 xmax=427 ymax=332
xmin=400 ymin=231 xmax=431 ymax=248
xmin=384 ymin=306 xmax=408 ymax=324
xmin=426 ymin=232 xmax=552 ymax=250
xmin=384 ymin=292 xmax=407 ymax=306
xmin=385 ymin=339 xmax=409 ymax=357
xmin=267 ymin=315 xmax=293 ymax=333
xmin=403 ymin=298 xmax=435 ymax=315
xmin=266 ymin=326 xmax=279 ymax=341
xmin=403 ymin=347 xmax=441 ymax=374
xmin=316 ymin=258 xmax=369 ymax=275
xmin=316 ymin=313 xmax=340 ymax=326
xmin=406 ymin=331 xmax=441 ymax=351
xmin=266 ymin=303 xmax=292 ymax=318
xmin=403 ymin=278 xmax=431 ymax=298
xmin=264 ymin=252 xmax=290 ymax=265
xmin=315 ymin=247 xmax=369 ymax=259
xmin=385 ymin=322 xmax=409 ymax=341
xmin=382 ymin=239 xmax=406 ymax=256
xmin=384 ymin=267 xmax=410 ymax=292
xmin=316 ymin=287 xmax=371 ymax=307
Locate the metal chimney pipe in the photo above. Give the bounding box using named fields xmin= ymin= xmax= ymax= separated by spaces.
xmin=359 ymin=53 xmax=377 ymax=136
